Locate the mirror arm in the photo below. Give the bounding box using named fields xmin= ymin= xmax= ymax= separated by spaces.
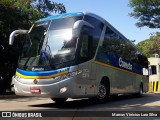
xmin=9 ymin=30 xmax=28 ymax=45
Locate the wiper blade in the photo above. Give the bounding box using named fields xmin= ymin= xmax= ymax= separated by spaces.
xmin=23 ymin=51 xmax=33 ymax=70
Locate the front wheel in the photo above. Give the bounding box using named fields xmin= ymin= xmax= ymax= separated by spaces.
xmin=91 ymin=81 xmax=110 ymax=103
xmin=51 ymin=98 xmax=68 ymax=103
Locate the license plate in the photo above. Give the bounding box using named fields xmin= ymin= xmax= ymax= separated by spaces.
xmin=30 ymin=88 xmax=41 ymax=94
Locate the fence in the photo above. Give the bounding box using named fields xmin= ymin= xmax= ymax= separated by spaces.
xmin=149 ymin=81 xmax=160 ymax=93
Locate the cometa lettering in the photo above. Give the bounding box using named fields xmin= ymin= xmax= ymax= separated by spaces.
xmin=119 ymin=57 xmax=132 ymax=70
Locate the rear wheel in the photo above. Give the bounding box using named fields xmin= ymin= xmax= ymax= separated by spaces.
xmin=138 ymin=84 xmax=143 ymax=97
xmin=133 ymin=83 xmax=143 ymax=97
xmin=51 ymin=98 xmax=68 ymax=103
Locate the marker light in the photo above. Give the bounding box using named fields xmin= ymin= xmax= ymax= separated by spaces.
xmin=33 ymin=79 xmax=38 ymax=84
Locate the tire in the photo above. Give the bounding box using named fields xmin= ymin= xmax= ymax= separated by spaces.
xmin=134 ymin=84 xmax=143 ymax=97
xmin=94 ymin=81 xmax=110 ymax=103
xmin=51 ymin=98 xmax=68 ymax=103
xmin=138 ymin=84 xmax=143 ymax=97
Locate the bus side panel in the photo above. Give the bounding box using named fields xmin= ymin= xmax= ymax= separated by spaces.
xmin=142 ymin=76 xmax=149 ymax=93
xmin=114 ymin=68 xmax=135 ymax=94
xmin=94 ymin=62 xmax=121 ymax=95
xmin=134 ymin=74 xmax=149 ymax=93
xmin=75 ymin=61 xmax=96 ymax=97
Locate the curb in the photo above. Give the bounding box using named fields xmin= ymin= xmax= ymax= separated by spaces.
xmin=0 ymin=92 xmax=28 ymax=99
xmin=0 ymin=94 xmax=16 ymax=99
xmin=0 ymin=95 xmax=31 ymax=99
xmin=147 ymin=92 xmax=160 ymax=94
xmin=0 ymin=92 xmax=16 ymax=99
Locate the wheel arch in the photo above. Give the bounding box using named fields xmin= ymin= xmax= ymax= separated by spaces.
xmin=100 ymin=76 xmax=110 ymax=92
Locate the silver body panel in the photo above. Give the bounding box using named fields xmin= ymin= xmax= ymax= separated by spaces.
xmin=13 ymin=60 xmax=148 ymax=98
xmin=14 ymin=62 xmax=96 ymax=98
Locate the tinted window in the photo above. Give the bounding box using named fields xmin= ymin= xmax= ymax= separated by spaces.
xmin=151 ymin=65 xmax=157 ymax=75
xmin=49 ymin=16 xmax=83 ymax=30
xmin=80 ymin=34 xmax=89 ymax=58
xmin=137 ymin=54 xmax=148 ymax=68
xmin=83 ymin=15 xmax=104 ymax=57
xmin=18 ymin=16 xmax=83 ymax=70
xmin=101 ymin=27 xmax=121 ymax=55
xmin=75 ymin=15 xmax=104 ymax=64
xmin=76 ymin=27 xmax=93 ymax=63
xmin=102 ymin=27 xmax=138 ymax=62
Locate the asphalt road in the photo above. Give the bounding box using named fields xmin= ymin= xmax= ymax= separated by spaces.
xmin=0 ymin=93 xmax=160 ymax=120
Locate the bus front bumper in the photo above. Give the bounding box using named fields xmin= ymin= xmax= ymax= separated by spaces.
xmin=13 ymin=77 xmax=76 ymax=98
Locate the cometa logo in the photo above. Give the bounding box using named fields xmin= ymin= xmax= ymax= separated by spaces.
xmin=32 ymin=68 xmax=44 ymax=71
xmin=119 ymin=57 xmax=132 ymax=70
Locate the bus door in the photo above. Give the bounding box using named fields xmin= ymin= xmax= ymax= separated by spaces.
xmin=77 ymin=28 xmax=95 ymax=95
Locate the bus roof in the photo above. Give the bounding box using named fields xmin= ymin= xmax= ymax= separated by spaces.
xmin=36 ymin=12 xmax=84 ymax=23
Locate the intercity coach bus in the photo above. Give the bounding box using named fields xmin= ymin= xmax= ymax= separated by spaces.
xmin=9 ymin=12 xmax=149 ymax=103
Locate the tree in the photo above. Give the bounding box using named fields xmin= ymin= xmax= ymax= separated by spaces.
xmin=129 ymin=0 xmax=160 ymax=28
xmin=136 ymin=32 xmax=160 ymax=57
xmin=32 ymin=0 xmax=66 ymax=16
xmin=136 ymin=39 xmax=150 ymax=57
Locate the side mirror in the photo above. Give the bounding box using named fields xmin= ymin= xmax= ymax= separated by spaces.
xmin=9 ymin=30 xmax=28 ymax=45
xmin=73 ymin=20 xmax=94 ymax=37
xmin=143 ymin=68 xmax=149 ymax=76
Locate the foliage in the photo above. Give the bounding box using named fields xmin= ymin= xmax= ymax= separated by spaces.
xmin=136 ymin=39 xmax=150 ymax=57
xmin=32 ymin=0 xmax=66 ymax=16
xmin=0 ymin=0 xmax=66 ymax=93
xmin=136 ymin=32 xmax=160 ymax=57
xmin=129 ymin=0 xmax=160 ymax=28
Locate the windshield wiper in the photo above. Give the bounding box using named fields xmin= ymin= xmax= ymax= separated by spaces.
xmin=23 ymin=51 xmax=33 ymax=70
xmin=22 ymin=35 xmax=33 ymax=70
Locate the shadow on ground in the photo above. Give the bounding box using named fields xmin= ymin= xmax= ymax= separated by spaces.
xmin=29 ymin=93 xmax=160 ymax=111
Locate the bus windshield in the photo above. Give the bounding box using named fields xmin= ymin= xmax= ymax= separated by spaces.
xmin=18 ymin=16 xmax=82 ymax=71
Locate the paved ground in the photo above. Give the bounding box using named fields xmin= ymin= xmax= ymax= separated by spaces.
xmin=0 ymin=93 xmax=160 ymax=120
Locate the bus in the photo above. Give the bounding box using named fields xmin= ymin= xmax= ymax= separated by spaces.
xmin=9 ymin=12 xmax=149 ymax=103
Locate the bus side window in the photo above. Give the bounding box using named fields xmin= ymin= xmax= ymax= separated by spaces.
xmin=80 ymin=34 xmax=89 ymax=58
xmin=79 ymin=28 xmax=93 ymax=63
xmin=138 ymin=54 xmax=148 ymax=68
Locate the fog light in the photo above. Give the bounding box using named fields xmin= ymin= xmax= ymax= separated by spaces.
xmin=60 ymin=87 xmax=67 ymax=93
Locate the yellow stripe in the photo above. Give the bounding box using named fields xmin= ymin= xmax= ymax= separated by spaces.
xmin=16 ymin=71 xmax=69 ymax=79
xmin=149 ymin=81 xmax=153 ymax=92
xmin=154 ymin=81 xmax=156 ymax=92
xmin=152 ymin=81 xmax=154 ymax=91
xmin=158 ymin=81 xmax=160 ymax=92
xmin=93 ymin=61 xmax=143 ymax=76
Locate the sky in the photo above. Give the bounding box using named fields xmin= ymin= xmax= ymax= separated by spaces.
xmin=53 ymin=0 xmax=159 ymax=44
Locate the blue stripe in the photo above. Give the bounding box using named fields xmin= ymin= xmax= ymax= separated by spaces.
xmin=96 ymin=47 xmax=143 ymax=75
xmin=36 ymin=12 xmax=83 ymax=23
xmin=16 ymin=67 xmax=70 ymax=76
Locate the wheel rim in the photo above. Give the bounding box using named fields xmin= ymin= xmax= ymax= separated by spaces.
xmin=98 ymin=84 xmax=107 ymax=99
